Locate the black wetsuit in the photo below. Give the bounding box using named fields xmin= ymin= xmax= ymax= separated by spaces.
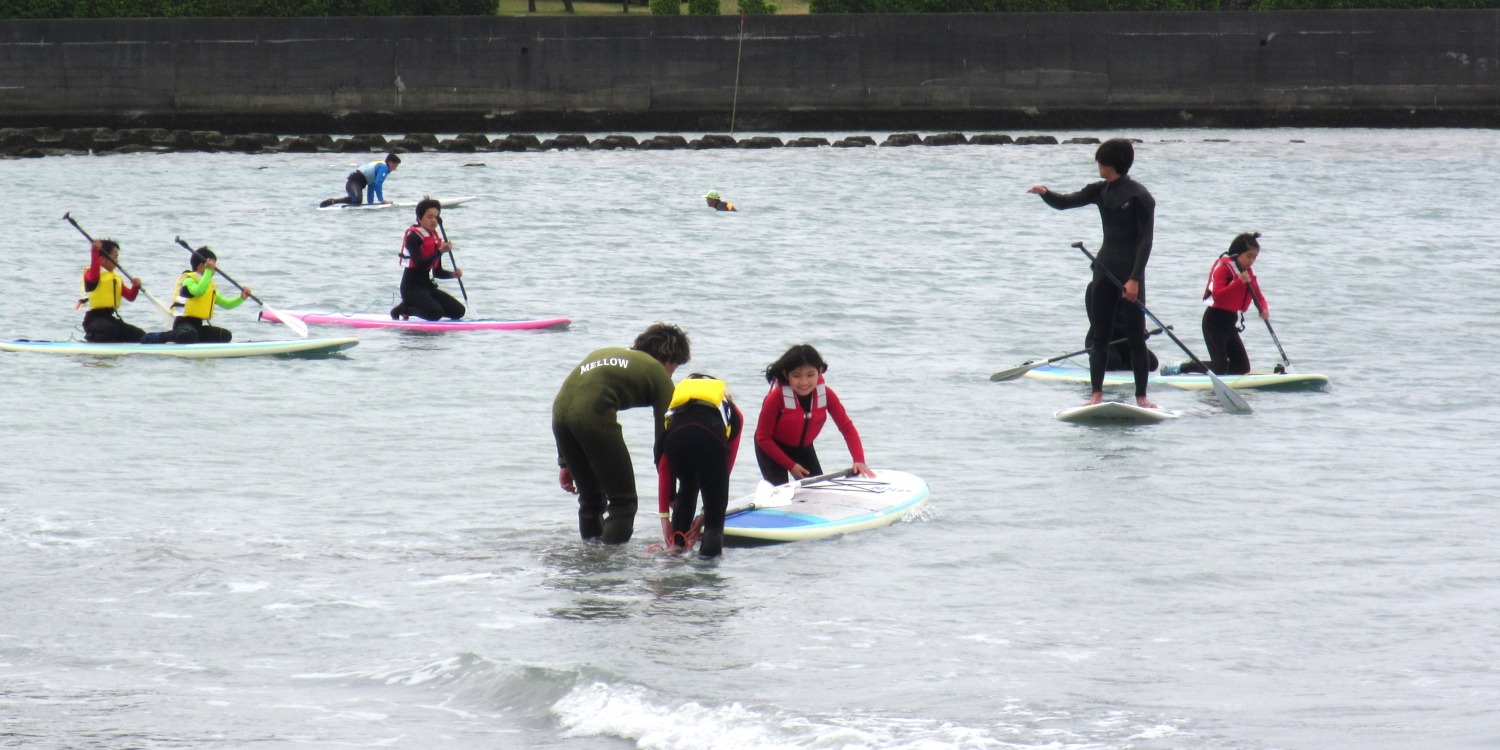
xmin=1084 ymin=282 xmax=1159 ymax=372
xmin=395 ymin=231 xmax=465 ymax=321
xmin=82 ymin=309 xmax=144 ymax=343
xmin=1202 ymin=307 xmax=1250 ymax=375
xmin=661 ymin=401 xmax=743 ymax=557
xmin=1042 ymin=176 xmax=1156 ymax=396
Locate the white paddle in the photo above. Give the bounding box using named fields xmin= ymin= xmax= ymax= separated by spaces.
xmin=725 ymin=467 xmax=857 ymax=518
xmin=174 ymin=237 xmax=309 ymax=338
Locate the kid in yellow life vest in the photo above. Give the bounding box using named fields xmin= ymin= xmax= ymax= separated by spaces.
xmin=167 ymin=247 xmax=250 ymax=344
xmin=80 ymin=239 xmax=147 ymax=343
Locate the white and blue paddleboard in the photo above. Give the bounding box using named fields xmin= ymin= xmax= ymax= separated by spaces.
xmin=1055 ymin=401 xmax=1179 ymax=424
xmin=317 ymin=195 xmax=476 ymax=212
xmin=0 ymin=337 xmax=359 ymax=359
xmin=722 ymin=469 xmax=929 ymax=546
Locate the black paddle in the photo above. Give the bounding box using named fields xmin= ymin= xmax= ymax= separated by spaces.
xmin=1074 ymin=242 xmax=1251 ymax=414
xmin=990 ymin=326 xmax=1167 ymax=382
xmin=62 ymin=213 xmax=174 ymax=321
xmin=1235 ymin=258 xmax=1290 ymax=373
xmin=173 ymin=237 xmax=309 ymax=337
xmin=435 ymin=216 xmax=469 ymax=305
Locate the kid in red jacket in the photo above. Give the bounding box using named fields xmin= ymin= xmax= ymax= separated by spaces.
xmin=754 ymin=344 xmax=875 ymax=485
xmin=1176 ymin=232 xmax=1270 ymax=376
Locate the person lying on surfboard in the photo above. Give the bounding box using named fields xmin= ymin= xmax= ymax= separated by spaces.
xmin=390 ymin=198 xmax=465 ymax=321
xmin=553 ymin=323 xmax=692 ymax=545
xmin=155 ymin=247 xmax=250 ymax=344
xmin=1028 ymin=137 xmax=1158 ymax=409
xmin=79 ymin=239 xmax=147 ymax=343
xmin=656 ymin=373 xmax=744 ymax=557
xmin=1167 ymin=232 xmax=1270 ymax=377
xmin=754 ymin=344 xmax=875 ymax=485
xmin=703 ymin=190 xmax=735 ymax=211
xmin=319 ymin=153 xmax=400 ymax=208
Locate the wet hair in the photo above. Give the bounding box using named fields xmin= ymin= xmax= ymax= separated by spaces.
xmin=98 ymin=239 xmax=120 ymax=257
xmin=1094 ymin=138 xmax=1135 ymax=175
xmin=385 ymin=152 xmax=402 ymax=166
xmin=1226 ymin=231 xmax=1262 ymax=257
xmin=415 ymin=198 xmax=442 ymax=222
xmin=632 ymin=322 xmax=691 ymax=366
xmin=764 ymin=344 xmax=828 ymax=385
xmin=191 ymin=246 xmax=217 ymax=268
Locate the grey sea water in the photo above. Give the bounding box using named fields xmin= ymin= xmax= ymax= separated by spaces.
xmin=1 ymin=129 xmax=1498 ymax=749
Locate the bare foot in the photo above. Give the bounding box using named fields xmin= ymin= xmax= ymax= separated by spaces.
xmin=1137 ymin=396 xmax=1158 ymax=409
xmin=1086 ymin=392 xmax=1104 ymax=406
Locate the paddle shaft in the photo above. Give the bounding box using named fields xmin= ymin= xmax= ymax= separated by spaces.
xmin=1235 ymin=258 xmax=1291 ymax=369
xmin=63 ymin=213 xmax=173 ymax=319
xmin=1074 ymin=243 xmax=1251 ymax=413
xmin=436 ymin=218 xmax=469 ymax=302
xmin=990 ymin=326 xmax=1166 ymax=382
xmin=173 ymin=237 xmax=263 ymax=305
xmin=64 ymin=214 xmax=147 ymax=292
xmin=173 ymin=237 xmax=309 ymax=337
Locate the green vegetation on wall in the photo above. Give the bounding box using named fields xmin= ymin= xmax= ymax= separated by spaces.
xmin=3 ymin=0 xmax=496 ymax=18
xmin=809 ymin=0 xmax=1498 ymax=10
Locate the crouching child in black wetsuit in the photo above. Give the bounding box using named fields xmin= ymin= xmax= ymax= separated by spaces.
xmin=391 ymin=198 xmax=465 ymax=321
xmin=656 ymin=374 xmax=744 ymax=557
xmin=1084 ymin=281 xmax=1160 ymax=373
xmin=152 ymin=247 xmax=250 ymax=344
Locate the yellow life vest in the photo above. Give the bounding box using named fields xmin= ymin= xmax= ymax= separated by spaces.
xmin=173 ymin=270 xmax=217 ymax=320
xmin=82 ymin=266 xmax=123 ymax=310
xmin=666 ymin=377 xmax=733 ymax=436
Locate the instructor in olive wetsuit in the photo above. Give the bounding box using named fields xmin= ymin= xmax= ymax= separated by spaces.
xmin=553 ymin=323 xmax=692 ymax=544
xmin=1028 ymin=137 xmax=1157 ymax=408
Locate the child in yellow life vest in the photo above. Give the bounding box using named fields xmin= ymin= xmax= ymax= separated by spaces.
xmin=167 ymin=247 xmax=250 ymax=344
xmin=656 ymin=373 xmax=744 ymax=557
xmin=80 ymin=239 xmax=146 ymax=343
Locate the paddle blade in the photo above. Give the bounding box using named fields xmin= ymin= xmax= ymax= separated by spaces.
xmin=1207 ymin=372 xmax=1253 ymax=414
xmin=264 ymin=305 xmax=309 ymax=338
xmin=990 ymin=360 xmax=1044 ymax=382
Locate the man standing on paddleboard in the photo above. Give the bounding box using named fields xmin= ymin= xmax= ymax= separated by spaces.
xmin=1028 ymin=138 xmax=1158 ymax=408
xmin=553 ymin=323 xmax=691 ymax=545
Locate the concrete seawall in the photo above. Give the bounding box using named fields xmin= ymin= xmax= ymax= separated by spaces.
xmin=2 ymin=11 xmax=1498 ymax=131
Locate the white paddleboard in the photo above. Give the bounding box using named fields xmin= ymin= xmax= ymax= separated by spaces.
xmin=722 ymin=469 xmax=929 ymax=545
xmin=0 ymin=337 xmax=359 ymax=359
xmin=1055 ymin=401 xmax=1179 ymax=424
xmin=317 ymin=195 xmax=476 ymax=212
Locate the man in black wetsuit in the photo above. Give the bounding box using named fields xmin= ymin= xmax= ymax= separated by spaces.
xmin=1028 ymin=138 xmax=1157 ymax=408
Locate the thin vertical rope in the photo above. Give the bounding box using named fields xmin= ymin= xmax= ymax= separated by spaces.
xmin=730 ymin=11 xmax=746 ymax=135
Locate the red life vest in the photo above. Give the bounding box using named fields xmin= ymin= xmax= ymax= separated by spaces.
xmin=765 ymin=379 xmax=828 ymax=448
xmin=1202 ymin=255 xmax=1266 ymax=314
xmin=399 ymin=225 xmax=442 ymax=270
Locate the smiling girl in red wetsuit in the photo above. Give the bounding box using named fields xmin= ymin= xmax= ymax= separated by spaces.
xmin=754 ymin=344 xmax=875 ymax=485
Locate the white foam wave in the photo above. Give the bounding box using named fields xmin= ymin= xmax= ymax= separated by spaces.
xmin=552 ymin=680 xmax=1144 ymax=750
